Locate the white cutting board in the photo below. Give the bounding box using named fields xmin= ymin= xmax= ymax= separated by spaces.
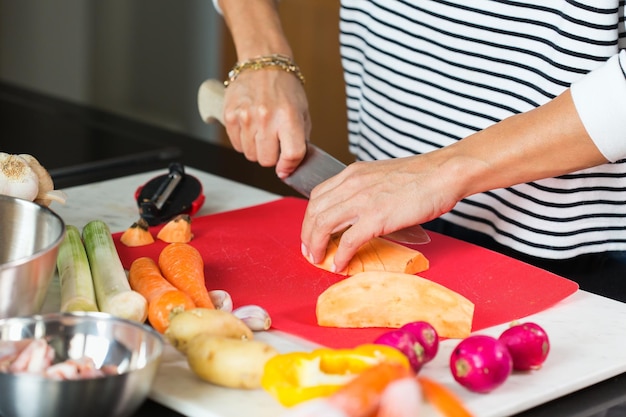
xmin=149 ymin=291 xmax=626 ymax=417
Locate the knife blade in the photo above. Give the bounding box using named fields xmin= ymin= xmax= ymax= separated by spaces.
xmin=197 ymin=79 xmax=430 ymax=244
xmin=283 ymin=142 xmax=344 ymax=198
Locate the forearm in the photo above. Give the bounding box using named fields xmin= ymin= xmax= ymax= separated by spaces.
xmin=435 ymin=89 xmax=609 ymax=200
xmin=216 ymin=0 xmax=292 ymax=60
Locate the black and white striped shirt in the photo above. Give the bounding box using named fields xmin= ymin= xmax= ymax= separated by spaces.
xmin=340 ymin=0 xmax=626 ymax=260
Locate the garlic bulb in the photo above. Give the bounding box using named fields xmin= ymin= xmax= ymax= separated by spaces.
xmin=0 ymin=153 xmax=39 ymax=201
xmin=0 ymin=153 xmax=67 ymax=206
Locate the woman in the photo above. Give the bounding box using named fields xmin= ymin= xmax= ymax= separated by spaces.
xmin=212 ymin=0 xmax=626 ymax=301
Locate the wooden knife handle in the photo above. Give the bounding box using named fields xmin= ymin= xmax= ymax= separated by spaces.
xmin=198 ymin=79 xmax=226 ymax=125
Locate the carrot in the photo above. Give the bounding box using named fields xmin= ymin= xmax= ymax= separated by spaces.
xmin=375 ymin=377 xmax=423 ymax=417
xmin=129 ymin=256 xmax=196 ymax=333
xmin=157 ymin=214 xmax=193 ymax=243
xmin=327 ymin=362 xmax=413 ymax=417
xmin=314 ymin=232 xmax=429 ymax=276
xmin=158 ymin=242 xmax=215 ymax=309
xmin=147 ymin=290 xmax=196 ymax=333
xmin=418 ymin=376 xmax=474 ymax=417
xmin=120 ymin=218 xmax=154 ymax=247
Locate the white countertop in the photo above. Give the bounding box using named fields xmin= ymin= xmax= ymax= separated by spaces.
xmin=43 ymin=168 xmax=626 ymax=417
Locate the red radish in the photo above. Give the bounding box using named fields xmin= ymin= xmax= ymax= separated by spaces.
xmin=498 ymin=322 xmax=550 ymax=370
xmin=374 ymin=329 xmax=426 ymax=373
xmin=450 ymin=335 xmax=512 ymax=393
xmin=401 ymin=321 xmax=439 ymax=363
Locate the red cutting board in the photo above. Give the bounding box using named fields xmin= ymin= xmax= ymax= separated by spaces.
xmin=113 ymin=197 xmax=578 ymax=348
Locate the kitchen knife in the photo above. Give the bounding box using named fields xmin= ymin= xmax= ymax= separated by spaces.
xmin=197 ymin=79 xmax=430 ymax=244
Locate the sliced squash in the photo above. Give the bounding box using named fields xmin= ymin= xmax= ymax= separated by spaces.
xmin=157 ymin=214 xmax=193 ymax=243
xmin=316 ymin=271 xmax=474 ymax=339
xmin=120 ymin=218 xmax=155 ymax=247
xmin=314 ymin=232 xmax=429 ymax=276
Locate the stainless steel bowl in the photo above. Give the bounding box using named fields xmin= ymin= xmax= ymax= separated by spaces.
xmin=0 ymin=312 xmax=164 ymax=417
xmin=0 ymin=195 xmax=65 ymax=319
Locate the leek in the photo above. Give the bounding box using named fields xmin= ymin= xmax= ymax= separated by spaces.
xmin=82 ymin=220 xmax=148 ymax=323
xmin=56 ymin=225 xmax=99 ymax=312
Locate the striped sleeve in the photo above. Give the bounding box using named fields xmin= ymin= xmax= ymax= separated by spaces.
xmin=570 ymin=50 xmax=626 ymax=162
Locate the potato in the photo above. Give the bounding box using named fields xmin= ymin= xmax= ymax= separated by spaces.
xmin=186 ymin=335 xmax=278 ymax=389
xmin=165 ymin=308 xmax=253 ymax=353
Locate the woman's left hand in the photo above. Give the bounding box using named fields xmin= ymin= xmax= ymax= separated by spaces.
xmin=300 ymin=153 xmax=461 ymax=273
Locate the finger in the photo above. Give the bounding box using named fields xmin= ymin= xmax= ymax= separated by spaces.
xmin=275 ymin=114 xmax=309 ymax=179
xmin=255 ymin=131 xmax=280 ymax=167
xmin=276 ymin=138 xmax=307 ymax=179
xmin=301 ymin=195 xmax=359 ymax=266
xmin=301 ymin=171 xmax=351 ymax=246
xmin=302 ymin=165 xmax=361 ymax=256
xmin=236 ymin=107 xmax=258 ymax=162
xmin=223 ymin=105 xmax=243 ymax=153
xmin=300 ymin=184 xmax=334 ymax=262
xmin=331 ymin=223 xmax=375 ymax=273
xmin=251 ymin=104 xmax=281 ymax=167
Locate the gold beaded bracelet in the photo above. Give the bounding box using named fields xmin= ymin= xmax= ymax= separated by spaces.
xmin=224 ymin=54 xmax=305 ymax=87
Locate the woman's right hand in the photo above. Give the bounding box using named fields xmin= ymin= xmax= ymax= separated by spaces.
xmin=223 ymin=68 xmax=311 ymax=179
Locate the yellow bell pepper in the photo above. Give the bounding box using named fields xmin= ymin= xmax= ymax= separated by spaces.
xmin=260 ymin=343 xmax=410 ymax=407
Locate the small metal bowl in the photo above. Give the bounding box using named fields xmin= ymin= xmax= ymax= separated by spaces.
xmin=0 ymin=312 xmax=164 ymax=417
xmin=0 ymin=195 xmax=65 ymax=319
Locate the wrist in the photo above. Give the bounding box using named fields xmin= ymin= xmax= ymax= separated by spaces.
xmin=420 ymin=140 xmax=495 ymax=203
xmin=234 ymin=43 xmax=294 ymax=64
xmin=224 ymin=54 xmax=305 ymax=87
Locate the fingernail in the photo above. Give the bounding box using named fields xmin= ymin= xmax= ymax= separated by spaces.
xmin=302 ymin=243 xmax=318 ymax=264
xmin=331 ymin=263 xmax=337 ymax=273
xmin=277 ymin=171 xmax=288 ymax=180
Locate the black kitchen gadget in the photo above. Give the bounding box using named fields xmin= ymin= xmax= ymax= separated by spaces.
xmin=134 ymin=163 xmax=205 ymax=226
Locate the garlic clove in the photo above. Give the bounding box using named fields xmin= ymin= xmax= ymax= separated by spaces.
xmin=208 ymin=289 xmax=233 ymax=312
xmin=232 ymin=304 xmax=272 ymax=331
xmin=18 ymin=154 xmax=59 ymax=207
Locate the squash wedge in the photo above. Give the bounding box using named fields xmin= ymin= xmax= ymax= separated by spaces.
xmin=157 ymin=214 xmax=193 ymax=243
xmin=120 ymin=218 xmax=155 ymax=247
xmin=314 ymin=232 xmax=429 ymax=275
xmin=316 ymin=271 xmax=474 ymax=339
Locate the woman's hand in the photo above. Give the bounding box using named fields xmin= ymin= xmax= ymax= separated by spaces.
xmin=300 ymin=153 xmax=462 ymax=273
xmin=223 ymin=69 xmax=311 ymax=179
